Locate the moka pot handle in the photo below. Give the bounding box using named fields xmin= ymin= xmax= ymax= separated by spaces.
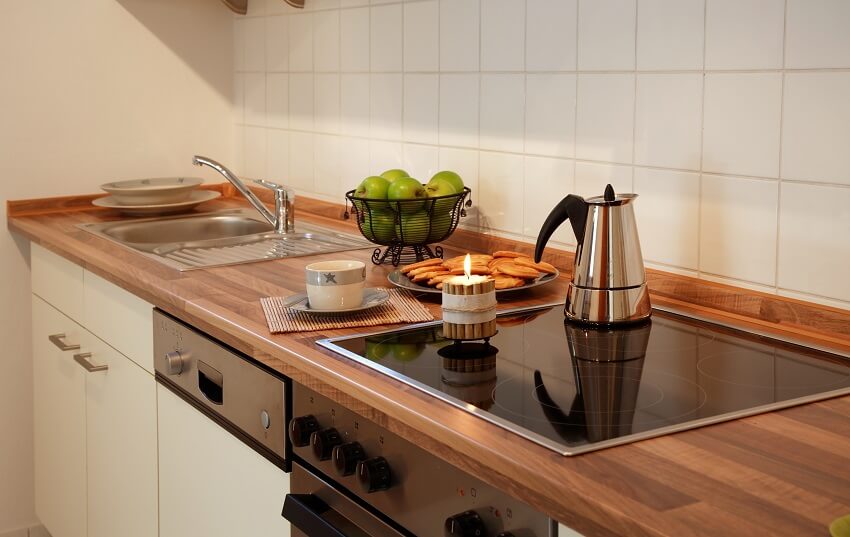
xmin=534 ymin=194 xmax=588 ymax=263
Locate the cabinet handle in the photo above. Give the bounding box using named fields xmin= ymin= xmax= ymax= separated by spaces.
xmin=73 ymin=353 xmax=108 ymax=373
xmin=48 ymin=333 xmax=80 ymax=351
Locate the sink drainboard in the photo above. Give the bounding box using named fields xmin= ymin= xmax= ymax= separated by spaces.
xmin=156 ymin=233 xmax=366 ymax=269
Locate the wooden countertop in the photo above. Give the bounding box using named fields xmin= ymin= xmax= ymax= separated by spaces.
xmin=9 ymin=189 xmax=850 ymax=537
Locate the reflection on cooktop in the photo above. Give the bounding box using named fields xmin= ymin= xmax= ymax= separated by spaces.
xmin=320 ymin=305 xmax=850 ymax=455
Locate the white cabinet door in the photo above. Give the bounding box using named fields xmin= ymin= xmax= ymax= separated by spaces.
xmin=83 ymin=332 xmax=158 ymax=537
xmin=32 ymin=295 xmax=87 ymax=537
xmin=558 ymin=522 xmax=586 ymax=536
xmin=157 ymin=384 xmax=291 ymax=537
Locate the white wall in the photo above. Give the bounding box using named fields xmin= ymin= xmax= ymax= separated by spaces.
xmin=234 ymin=0 xmax=850 ymax=310
xmin=0 ymin=0 xmax=233 ymax=531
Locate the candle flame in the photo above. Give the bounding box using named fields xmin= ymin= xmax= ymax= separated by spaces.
xmin=463 ymin=253 xmax=471 ymax=280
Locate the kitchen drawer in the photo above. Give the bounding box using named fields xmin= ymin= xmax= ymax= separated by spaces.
xmin=31 ymin=243 xmax=84 ymax=323
xmin=84 ymin=270 xmax=154 ymax=374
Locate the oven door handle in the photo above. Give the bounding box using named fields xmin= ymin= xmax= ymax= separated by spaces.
xmin=282 ymin=493 xmax=355 ymax=537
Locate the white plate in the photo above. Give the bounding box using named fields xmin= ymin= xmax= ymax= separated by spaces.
xmin=92 ymin=190 xmax=221 ymax=216
xmin=100 ymin=177 xmax=203 ymax=205
xmin=288 ymin=288 xmax=391 ymax=315
xmin=387 ymin=269 xmax=559 ymax=294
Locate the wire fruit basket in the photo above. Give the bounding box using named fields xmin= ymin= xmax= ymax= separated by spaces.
xmin=344 ymin=187 xmax=472 ymax=266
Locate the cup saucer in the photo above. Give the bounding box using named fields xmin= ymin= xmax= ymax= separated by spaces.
xmin=289 ymin=288 xmax=390 ymax=315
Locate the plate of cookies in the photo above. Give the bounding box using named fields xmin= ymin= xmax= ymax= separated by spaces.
xmin=388 ymin=251 xmax=559 ymax=294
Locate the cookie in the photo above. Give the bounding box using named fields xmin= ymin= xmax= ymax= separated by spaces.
xmin=514 ymin=257 xmax=557 ymax=275
xmin=491 ymin=276 xmax=525 ymax=289
xmin=448 ymin=266 xmax=492 ymax=276
xmin=401 ymin=258 xmax=444 ymax=274
xmin=427 ymin=274 xmax=455 ymax=286
xmin=412 ymin=270 xmax=450 ymax=283
xmin=492 ymin=250 xmax=526 ymax=259
xmin=498 ymin=262 xmax=541 ymax=280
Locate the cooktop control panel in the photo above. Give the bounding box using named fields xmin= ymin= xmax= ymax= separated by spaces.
xmin=290 ymin=383 xmax=553 ymax=537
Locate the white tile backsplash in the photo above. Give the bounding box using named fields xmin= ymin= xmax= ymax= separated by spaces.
xmin=479 ymin=151 xmax=525 ymax=233
xmin=403 ymin=74 xmax=439 ymax=145
xmin=785 ymin=0 xmax=850 ymax=69
xmin=634 ymin=73 xmax=702 ymax=170
xmin=340 ymin=7 xmax=370 ymax=72
xmin=266 ymin=73 xmax=288 ymax=129
xmin=288 ymin=13 xmax=313 ymax=72
xmin=481 ymin=0 xmax=526 ymax=72
xmin=781 ymin=72 xmax=850 ymax=185
xmin=403 ymin=1 xmax=439 ymax=72
xmin=633 ymin=168 xmax=700 ymax=269
xmin=523 ymin=156 xmax=575 ymax=243
xmin=700 ymin=175 xmax=779 ymax=285
xmin=525 ymin=74 xmax=576 ymax=158
xmin=778 ymin=182 xmax=850 ymax=303
xmin=526 ymin=0 xmax=577 ymax=72
xmin=576 ymin=74 xmax=635 ymax=164
xmin=370 ymin=4 xmax=403 ymax=72
xmin=704 ymin=0 xmax=784 ymax=70
xmin=244 ymin=73 xmax=266 ymax=127
xmin=369 ymin=73 xmax=403 ymax=140
xmin=314 ymin=73 xmax=340 ymax=134
xmin=703 ymin=73 xmax=782 ymax=178
xmin=235 ymin=0 xmax=850 ymax=307
xmin=440 ymin=0 xmax=480 ymax=72
xmin=439 ymin=73 xmax=479 ymax=148
xmin=577 ymin=0 xmax=636 ymax=71
xmin=289 ymin=73 xmax=314 ymax=131
xmin=637 ymin=0 xmax=704 ymax=70
xmin=313 ymin=10 xmax=340 ymax=72
xmin=480 ymin=74 xmax=525 ymax=153
xmin=266 ymin=16 xmax=289 ymax=72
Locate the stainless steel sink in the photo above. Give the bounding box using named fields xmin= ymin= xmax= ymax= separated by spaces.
xmin=79 ymin=209 xmax=373 ymax=270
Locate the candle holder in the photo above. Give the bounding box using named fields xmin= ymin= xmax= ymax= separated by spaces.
xmin=441 ymin=277 xmax=497 ymax=342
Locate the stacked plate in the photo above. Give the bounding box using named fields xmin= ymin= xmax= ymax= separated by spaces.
xmin=94 ymin=177 xmax=220 ymax=216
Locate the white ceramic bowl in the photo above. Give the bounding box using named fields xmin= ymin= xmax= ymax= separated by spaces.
xmin=305 ymin=260 xmax=366 ymax=311
xmin=100 ymin=177 xmax=203 ymax=205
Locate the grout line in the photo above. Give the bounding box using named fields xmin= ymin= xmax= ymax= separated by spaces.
xmin=630 ymin=0 xmax=638 ymax=192
xmin=696 ymin=0 xmax=708 ymax=279
xmin=774 ymin=0 xmax=790 ymax=293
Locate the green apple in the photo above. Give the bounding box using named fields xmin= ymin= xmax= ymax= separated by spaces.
xmin=387 ymin=176 xmax=427 ymax=213
xmin=355 ymin=175 xmax=391 ymax=199
xmin=390 ymin=342 xmax=426 ymax=362
xmin=354 ymin=175 xmax=390 ymax=212
xmin=396 ymin=210 xmax=430 ymax=244
xmin=429 ymin=170 xmax=464 ymax=193
xmin=380 ymin=169 xmax=410 ymax=183
xmin=362 ymin=210 xmax=397 ymax=243
xmin=365 ymin=337 xmax=391 ymax=361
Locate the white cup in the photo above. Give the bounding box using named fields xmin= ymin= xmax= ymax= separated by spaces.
xmin=305 ymin=260 xmax=367 ymax=310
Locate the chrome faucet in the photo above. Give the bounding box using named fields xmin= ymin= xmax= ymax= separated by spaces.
xmin=192 ymin=155 xmax=293 ymax=233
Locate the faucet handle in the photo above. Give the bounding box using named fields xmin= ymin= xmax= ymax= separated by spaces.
xmin=252 ymin=178 xmax=290 ymax=193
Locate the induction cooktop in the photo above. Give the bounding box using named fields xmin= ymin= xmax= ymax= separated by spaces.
xmin=317 ymin=304 xmax=850 ymax=455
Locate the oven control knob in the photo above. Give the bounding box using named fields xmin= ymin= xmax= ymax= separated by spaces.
xmin=164 ymin=351 xmax=185 ymax=375
xmin=356 ymin=456 xmax=391 ymax=493
xmin=444 ymin=511 xmax=486 ymax=537
xmin=495 ymin=533 xmax=516 ymax=537
xmin=311 ymin=428 xmax=343 ymax=460
xmin=289 ymin=415 xmax=320 ymax=447
xmin=333 ymin=441 xmax=366 ymax=476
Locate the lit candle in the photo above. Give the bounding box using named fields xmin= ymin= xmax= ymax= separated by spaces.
xmin=441 ymin=254 xmax=497 ymax=340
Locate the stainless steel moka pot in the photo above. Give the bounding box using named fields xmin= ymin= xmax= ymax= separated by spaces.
xmin=534 ymin=184 xmax=651 ymax=325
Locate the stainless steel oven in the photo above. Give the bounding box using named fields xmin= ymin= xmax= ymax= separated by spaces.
xmin=285 ymin=462 xmax=408 ymax=537
xmin=286 ymin=382 xmax=554 ymax=537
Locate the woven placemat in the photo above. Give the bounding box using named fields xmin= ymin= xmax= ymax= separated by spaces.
xmin=261 ymin=288 xmax=435 ymax=333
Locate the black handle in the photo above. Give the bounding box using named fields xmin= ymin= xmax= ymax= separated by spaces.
xmin=282 ymin=494 xmax=351 ymax=537
xmin=534 ymin=194 xmax=588 ymax=262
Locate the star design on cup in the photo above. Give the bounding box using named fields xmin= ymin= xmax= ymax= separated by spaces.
xmin=323 ymin=272 xmax=337 ymax=284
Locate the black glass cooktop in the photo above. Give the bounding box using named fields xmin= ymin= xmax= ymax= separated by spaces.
xmin=317 ymin=304 xmax=850 ymax=455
